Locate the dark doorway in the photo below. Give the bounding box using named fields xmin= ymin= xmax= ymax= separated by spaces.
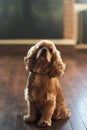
xmin=78 ymin=11 xmax=87 ymax=44
xmin=0 ymin=0 xmax=64 ymax=39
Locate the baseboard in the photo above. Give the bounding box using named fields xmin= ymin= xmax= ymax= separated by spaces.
xmin=0 ymin=39 xmax=76 ymax=45
xmin=75 ymin=44 xmax=87 ymax=49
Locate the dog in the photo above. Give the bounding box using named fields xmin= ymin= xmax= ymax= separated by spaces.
xmin=23 ymin=40 xmax=71 ymax=127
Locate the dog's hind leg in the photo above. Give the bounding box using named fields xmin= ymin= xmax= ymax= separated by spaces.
xmin=52 ymin=102 xmax=71 ymax=120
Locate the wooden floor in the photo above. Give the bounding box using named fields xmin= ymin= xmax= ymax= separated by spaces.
xmin=0 ymin=49 xmax=87 ymax=130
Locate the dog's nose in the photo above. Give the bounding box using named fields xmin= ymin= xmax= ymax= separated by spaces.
xmin=42 ymin=48 xmax=47 ymax=53
xmin=41 ymin=48 xmax=47 ymax=57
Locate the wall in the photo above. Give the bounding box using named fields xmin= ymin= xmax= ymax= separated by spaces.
xmin=64 ymin=0 xmax=75 ymax=39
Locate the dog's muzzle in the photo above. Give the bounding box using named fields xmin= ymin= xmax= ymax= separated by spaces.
xmin=36 ymin=47 xmax=47 ymax=59
xmin=41 ymin=48 xmax=47 ymax=57
xmin=36 ymin=47 xmax=51 ymax=62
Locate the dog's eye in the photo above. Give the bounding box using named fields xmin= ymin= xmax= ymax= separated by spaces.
xmin=49 ymin=48 xmax=53 ymax=53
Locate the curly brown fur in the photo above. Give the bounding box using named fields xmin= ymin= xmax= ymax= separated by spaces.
xmin=23 ymin=40 xmax=71 ymax=127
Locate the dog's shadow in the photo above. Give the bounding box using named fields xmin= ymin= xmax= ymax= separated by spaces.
xmin=16 ymin=114 xmax=69 ymax=130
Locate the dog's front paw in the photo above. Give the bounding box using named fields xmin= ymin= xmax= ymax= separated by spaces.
xmin=38 ymin=120 xmax=51 ymax=127
xmin=23 ymin=115 xmax=35 ymax=123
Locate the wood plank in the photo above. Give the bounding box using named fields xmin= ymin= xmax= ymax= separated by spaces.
xmin=68 ymin=58 xmax=87 ymax=129
xmin=61 ymin=82 xmax=86 ymax=130
xmin=0 ymin=51 xmax=87 ymax=130
xmin=16 ymin=114 xmax=72 ymax=130
xmin=60 ymin=54 xmax=87 ymax=129
xmin=0 ymin=57 xmax=17 ymax=130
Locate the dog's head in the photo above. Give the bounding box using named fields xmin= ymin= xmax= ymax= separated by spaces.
xmin=24 ymin=40 xmax=66 ymax=77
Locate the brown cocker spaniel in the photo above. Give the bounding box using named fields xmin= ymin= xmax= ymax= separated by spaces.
xmin=23 ymin=40 xmax=71 ymax=127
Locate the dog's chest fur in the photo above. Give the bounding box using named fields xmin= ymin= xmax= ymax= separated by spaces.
xmin=28 ymin=73 xmax=56 ymax=105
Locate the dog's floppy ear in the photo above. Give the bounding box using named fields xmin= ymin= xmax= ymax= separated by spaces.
xmin=49 ymin=50 xmax=66 ymax=77
xmin=24 ymin=44 xmax=39 ymax=71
